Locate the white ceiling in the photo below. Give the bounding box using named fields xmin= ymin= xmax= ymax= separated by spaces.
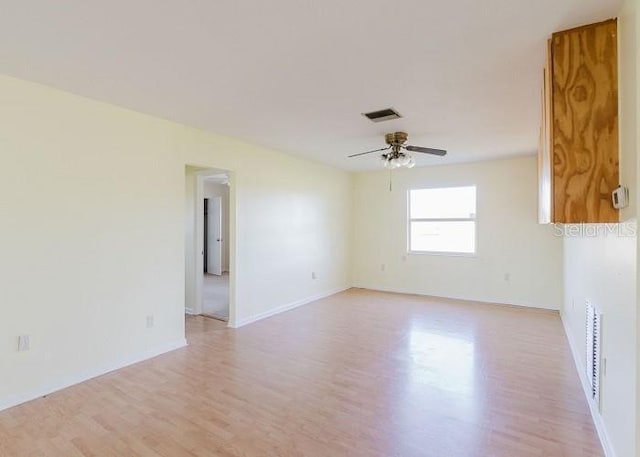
xmin=0 ymin=0 xmax=623 ymax=170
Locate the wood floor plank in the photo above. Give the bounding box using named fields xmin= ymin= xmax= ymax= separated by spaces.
xmin=0 ymin=289 xmax=602 ymax=456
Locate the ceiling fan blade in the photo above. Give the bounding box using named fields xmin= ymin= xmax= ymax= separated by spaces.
xmin=348 ymin=146 xmax=391 ymax=158
xmin=405 ymin=145 xmax=447 ymax=156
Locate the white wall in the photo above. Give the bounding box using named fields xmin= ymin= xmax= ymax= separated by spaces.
xmin=0 ymin=74 xmax=351 ymax=411
xmin=203 ymin=180 xmax=230 ymax=272
xmin=562 ymin=223 xmax=636 ymax=457
xmin=352 ymin=156 xmax=563 ymax=309
xmin=562 ymin=4 xmax=639 ymax=457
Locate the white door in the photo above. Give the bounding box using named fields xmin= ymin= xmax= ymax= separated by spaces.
xmin=207 ymin=197 xmax=223 ymax=275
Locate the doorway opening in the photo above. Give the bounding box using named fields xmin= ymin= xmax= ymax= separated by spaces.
xmin=202 ymin=175 xmax=230 ymax=320
xmin=184 ymin=166 xmax=234 ymax=325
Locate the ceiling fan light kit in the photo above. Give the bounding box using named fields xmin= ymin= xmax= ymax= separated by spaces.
xmin=381 ymin=152 xmax=416 ymax=169
xmin=348 ymin=131 xmax=446 ymax=169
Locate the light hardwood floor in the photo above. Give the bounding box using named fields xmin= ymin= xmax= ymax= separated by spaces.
xmin=0 ymin=289 xmax=602 ymax=457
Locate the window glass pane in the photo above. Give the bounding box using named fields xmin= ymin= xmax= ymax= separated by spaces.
xmin=410 ymin=186 xmax=476 ymax=219
xmin=410 ymin=221 xmax=475 ymax=254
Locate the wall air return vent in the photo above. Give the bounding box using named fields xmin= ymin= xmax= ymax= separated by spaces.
xmin=362 ymin=108 xmax=402 ymax=123
xmin=586 ymin=301 xmax=602 ymax=410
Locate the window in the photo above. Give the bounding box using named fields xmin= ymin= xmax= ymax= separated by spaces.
xmin=408 ymin=186 xmax=476 ymax=255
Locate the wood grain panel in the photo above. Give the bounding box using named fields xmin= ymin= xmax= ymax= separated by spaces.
xmin=551 ymin=19 xmax=619 ymax=223
xmin=538 ymin=39 xmax=553 ymax=224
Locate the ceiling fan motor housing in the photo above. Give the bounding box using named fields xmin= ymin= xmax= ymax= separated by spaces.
xmin=385 ymin=131 xmax=408 ymax=146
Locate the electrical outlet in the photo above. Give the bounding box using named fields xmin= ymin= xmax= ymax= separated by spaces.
xmin=146 ymin=315 xmax=154 ymax=328
xmin=17 ymin=335 xmax=30 ymax=352
xmin=311 ymin=272 xmax=317 ymax=280
xmin=504 ymin=273 xmax=510 ymax=282
xmin=381 ymin=264 xmax=386 ymax=271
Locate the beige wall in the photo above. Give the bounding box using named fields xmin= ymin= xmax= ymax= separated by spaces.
xmin=184 ymin=167 xmax=198 ymax=316
xmin=351 ymin=156 xmax=563 ymax=309
xmin=0 ymin=74 xmax=351 ymax=411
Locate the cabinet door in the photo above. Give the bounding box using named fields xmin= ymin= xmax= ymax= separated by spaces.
xmin=551 ymin=19 xmax=619 ymax=223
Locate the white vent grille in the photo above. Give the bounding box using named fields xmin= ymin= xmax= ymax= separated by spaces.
xmin=586 ymin=301 xmax=601 ymax=409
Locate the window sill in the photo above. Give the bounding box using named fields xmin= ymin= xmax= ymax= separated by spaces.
xmin=407 ymin=250 xmax=477 ymax=258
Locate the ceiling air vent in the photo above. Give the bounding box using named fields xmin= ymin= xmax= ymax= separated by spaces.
xmin=362 ymin=108 xmax=402 ymax=123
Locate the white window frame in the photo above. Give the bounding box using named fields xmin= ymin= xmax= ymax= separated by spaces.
xmin=407 ymin=186 xmax=477 ymax=257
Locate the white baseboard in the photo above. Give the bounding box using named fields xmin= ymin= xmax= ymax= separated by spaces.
xmin=0 ymin=338 xmax=188 ymax=413
xmin=560 ymin=313 xmax=615 ymax=457
xmin=185 ymin=307 xmax=197 ymax=315
xmin=229 ymin=286 xmax=349 ymax=328
xmin=352 ymin=285 xmax=559 ymax=312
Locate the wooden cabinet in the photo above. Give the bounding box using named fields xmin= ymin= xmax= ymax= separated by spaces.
xmin=538 ymin=19 xmax=619 ymax=223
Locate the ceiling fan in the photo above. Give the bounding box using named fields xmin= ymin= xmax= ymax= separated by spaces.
xmin=348 ymin=132 xmax=446 ymax=169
